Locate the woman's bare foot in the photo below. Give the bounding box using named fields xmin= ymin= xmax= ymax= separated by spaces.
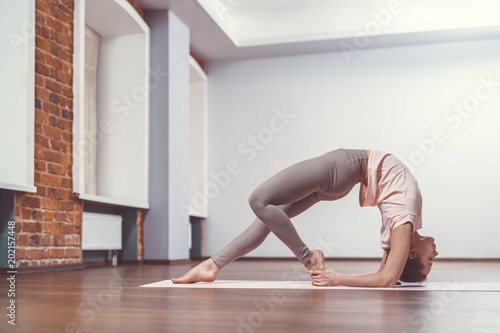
xmin=306 ymin=249 xmax=325 ymax=270
xmin=171 ymin=258 xmax=219 ymax=284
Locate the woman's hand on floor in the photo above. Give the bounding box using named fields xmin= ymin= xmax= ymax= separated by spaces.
xmin=307 ymin=269 xmax=342 ymax=286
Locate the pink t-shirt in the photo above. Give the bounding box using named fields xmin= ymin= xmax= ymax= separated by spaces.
xmin=359 ymin=150 xmax=422 ymax=250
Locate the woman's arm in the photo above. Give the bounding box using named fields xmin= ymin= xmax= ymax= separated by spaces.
xmin=308 ymin=222 xmax=412 ymax=288
xmin=378 ymin=249 xmax=389 ymax=272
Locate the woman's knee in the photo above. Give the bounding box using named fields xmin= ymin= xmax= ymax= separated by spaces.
xmin=248 ymin=190 xmax=268 ymax=212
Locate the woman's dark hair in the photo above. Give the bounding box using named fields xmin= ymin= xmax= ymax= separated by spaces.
xmin=399 ymin=255 xmax=427 ymax=282
xmin=386 ymin=250 xmax=427 ymax=283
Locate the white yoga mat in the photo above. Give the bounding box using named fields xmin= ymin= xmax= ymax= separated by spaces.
xmin=139 ymin=280 xmax=500 ymax=291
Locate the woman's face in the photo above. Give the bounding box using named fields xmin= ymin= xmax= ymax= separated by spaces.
xmin=412 ymin=232 xmax=439 ymax=276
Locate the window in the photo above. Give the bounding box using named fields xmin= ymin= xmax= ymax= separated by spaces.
xmin=73 ymin=0 xmax=150 ymax=208
xmin=0 ymin=0 xmax=36 ymax=192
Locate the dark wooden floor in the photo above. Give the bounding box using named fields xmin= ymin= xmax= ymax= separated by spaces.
xmin=1 ymin=259 xmax=500 ymax=333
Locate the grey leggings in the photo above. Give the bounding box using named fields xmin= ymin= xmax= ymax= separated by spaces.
xmin=211 ymin=148 xmax=368 ymax=269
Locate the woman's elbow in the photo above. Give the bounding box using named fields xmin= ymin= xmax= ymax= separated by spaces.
xmin=381 ymin=274 xmax=399 ymax=288
xmin=383 ymin=280 xmax=398 ymax=288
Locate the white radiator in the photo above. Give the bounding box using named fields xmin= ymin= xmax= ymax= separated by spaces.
xmin=82 ymin=212 xmax=122 ymax=250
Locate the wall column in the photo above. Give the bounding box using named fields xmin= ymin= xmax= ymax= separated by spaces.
xmin=144 ymin=10 xmax=190 ymax=261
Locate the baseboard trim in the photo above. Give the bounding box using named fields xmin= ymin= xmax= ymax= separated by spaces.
xmin=433 ymin=258 xmax=500 ymax=262
xmin=228 ymin=257 xmax=500 ymax=262
xmin=0 ymin=263 xmax=86 ymax=275
xmin=1 ymin=257 xmax=497 ymax=275
xmin=189 ymin=256 xmax=207 ymax=261
xmin=84 ymin=260 xmax=113 ymax=268
xmin=83 ymin=259 xmax=144 ymax=268
xmin=143 ymin=259 xmax=192 ymax=265
xmin=237 ymin=257 xmax=381 ymax=262
xmin=119 ymin=259 xmax=143 ymax=265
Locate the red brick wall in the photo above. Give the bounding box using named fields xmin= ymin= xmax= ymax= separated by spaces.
xmin=14 ymin=0 xmax=79 ymax=268
xmin=127 ymin=0 xmax=144 ymax=19
xmin=137 ymin=209 xmax=144 ymax=261
xmin=190 ymin=52 xmax=204 ymax=70
xmin=14 ymin=0 xmax=146 ymax=268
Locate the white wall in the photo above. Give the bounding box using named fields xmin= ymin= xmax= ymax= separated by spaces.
xmin=0 ymin=0 xmax=36 ymax=193
xmin=166 ymin=11 xmax=191 ymax=259
xmin=95 ymin=33 xmax=148 ymax=204
xmin=189 ymin=78 xmax=208 ymax=217
xmin=204 ymin=39 xmax=500 ymax=259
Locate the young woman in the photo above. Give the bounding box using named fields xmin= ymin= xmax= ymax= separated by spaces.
xmin=172 ymin=149 xmax=439 ymax=287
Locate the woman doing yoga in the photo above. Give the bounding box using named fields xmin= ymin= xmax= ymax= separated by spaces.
xmin=172 ymin=148 xmax=439 ymax=287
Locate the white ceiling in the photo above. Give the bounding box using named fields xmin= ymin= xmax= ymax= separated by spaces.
xmin=87 ymin=0 xmax=145 ymax=37
xmin=135 ymin=0 xmax=500 ymax=62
